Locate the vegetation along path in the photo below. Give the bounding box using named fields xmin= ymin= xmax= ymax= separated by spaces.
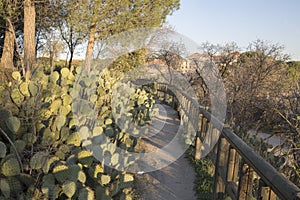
xmin=135 ymin=103 xmax=197 ymax=200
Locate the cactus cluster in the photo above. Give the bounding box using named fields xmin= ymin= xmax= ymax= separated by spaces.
xmin=0 ymin=64 xmax=140 ymax=199
xmin=129 ymin=86 xmax=157 ymax=126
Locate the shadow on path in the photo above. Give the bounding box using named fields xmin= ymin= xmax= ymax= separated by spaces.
xmin=135 ymin=104 xmax=197 ymax=200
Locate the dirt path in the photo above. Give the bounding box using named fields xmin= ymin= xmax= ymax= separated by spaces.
xmin=135 ymin=104 xmax=197 ymax=200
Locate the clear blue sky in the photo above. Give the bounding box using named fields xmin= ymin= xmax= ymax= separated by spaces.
xmin=166 ymin=0 xmax=300 ymax=60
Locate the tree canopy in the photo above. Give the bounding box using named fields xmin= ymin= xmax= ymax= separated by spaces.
xmin=0 ymin=0 xmax=180 ymax=73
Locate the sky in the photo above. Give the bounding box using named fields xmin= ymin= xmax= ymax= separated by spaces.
xmin=166 ymin=0 xmax=300 ymax=60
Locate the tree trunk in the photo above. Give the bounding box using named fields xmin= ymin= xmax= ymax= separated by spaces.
xmin=0 ymin=19 xmax=15 ymax=69
xmin=24 ymin=0 xmax=36 ymax=73
xmin=68 ymin=49 xmax=74 ymax=69
xmin=49 ymin=50 xmax=53 ymax=72
xmin=84 ymin=24 xmax=96 ymax=73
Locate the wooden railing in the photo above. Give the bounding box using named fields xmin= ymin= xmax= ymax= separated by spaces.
xmin=143 ymin=81 xmax=300 ymax=200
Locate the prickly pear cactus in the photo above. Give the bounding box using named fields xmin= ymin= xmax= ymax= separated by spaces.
xmin=0 ymin=142 xmax=6 ymax=158
xmin=30 ymin=152 xmax=48 ymax=170
xmin=0 ymin=63 xmax=143 ymax=199
xmin=0 ymin=178 xmax=10 ymax=198
xmin=1 ymin=157 xmax=21 ymax=176
xmin=62 ymin=180 xmax=76 ymax=198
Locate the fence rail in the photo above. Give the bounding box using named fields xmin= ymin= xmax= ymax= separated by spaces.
xmin=143 ymin=81 xmax=300 ymax=200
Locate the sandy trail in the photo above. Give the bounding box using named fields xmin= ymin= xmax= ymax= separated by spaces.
xmin=135 ymin=104 xmax=197 ymax=200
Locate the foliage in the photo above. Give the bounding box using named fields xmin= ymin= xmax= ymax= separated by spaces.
xmin=81 ymin=0 xmax=180 ymax=70
xmin=187 ymin=147 xmax=214 ymax=200
xmin=0 ymin=0 xmax=22 ymax=69
xmin=176 ymin=40 xmax=300 ymax=187
xmin=287 ymin=61 xmax=300 ymax=88
xmin=0 ymin=60 xmax=155 ymax=198
xmin=222 ymin=41 xmax=299 ymax=186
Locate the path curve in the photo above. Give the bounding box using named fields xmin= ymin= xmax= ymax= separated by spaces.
xmin=135 ymin=103 xmax=197 ymax=200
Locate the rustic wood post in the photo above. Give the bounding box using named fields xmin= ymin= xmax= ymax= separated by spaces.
xmin=259 ymin=179 xmax=277 ymax=200
xmin=171 ymin=94 xmax=176 ymax=108
xmin=227 ymin=147 xmax=240 ymax=183
xmin=227 ymin=148 xmax=236 ymax=182
xmin=195 ymin=136 xmax=202 ymax=160
xmin=201 ymin=117 xmax=208 ymax=138
xmin=213 ymin=136 xmax=226 ymax=200
xmin=195 ymin=114 xmax=203 ymax=160
xmin=225 ymin=147 xmax=240 ymax=199
xmin=237 ymin=160 xmax=254 ymax=200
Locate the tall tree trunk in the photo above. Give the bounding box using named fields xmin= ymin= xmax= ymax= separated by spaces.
xmin=24 ymin=0 xmax=36 ymax=73
xmin=68 ymin=49 xmax=74 ymax=69
xmin=68 ymin=25 xmax=74 ymax=69
xmin=0 ymin=19 xmax=15 ymax=69
xmin=84 ymin=24 xmax=96 ymax=72
xmin=49 ymin=50 xmax=53 ymax=72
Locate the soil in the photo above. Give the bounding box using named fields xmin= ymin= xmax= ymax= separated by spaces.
xmin=134 ymin=104 xmax=197 ymax=200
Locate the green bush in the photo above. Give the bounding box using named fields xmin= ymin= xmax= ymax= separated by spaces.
xmin=187 ymin=147 xmax=214 ymax=200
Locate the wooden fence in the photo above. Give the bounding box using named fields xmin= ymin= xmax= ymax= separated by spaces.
xmin=144 ymin=81 xmax=300 ymax=200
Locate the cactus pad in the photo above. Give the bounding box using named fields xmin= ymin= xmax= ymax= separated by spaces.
xmin=78 ymin=187 xmax=94 ymax=200
xmin=0 ymin=142 xmax=6 ymax=158
xmin=62 ymin=180 xmax=76 ymax=198
xmin=100 ymin=174 xmax=111 ymax=185
xmin=30 ymin=152 xmax=48 ymax=170
xmin=77 ymin=150 xmax=93 ymax=167
xmin=1 ymin=157 xmax=21 ymax=176
xmin=5 ymin=116 xmax=20 ymax=134
xmin=0 ymin=178 xmax=10 ymax=198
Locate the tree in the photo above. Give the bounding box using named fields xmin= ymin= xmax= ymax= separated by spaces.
xmin=35 ymin=1 xmax=60 ymax=54
xmin=1 ymin=19 xmax=15 ymax=69
xmin=0 ymin=18 xmax=5 ymax=56
xmin=226 ymin=40 xmax=289 ymax=129
xmin=0 ymin=0 xmax=61 ymax=73
xmin=200 ymin=42 xmax=218 ymax=62
xmin=147 ymin=40 xmax=186 ymax=84
xmin=287 ymin=61 xmax=300 ymax=90
xmin=275 ymin=61 xmax=300 ymax=185
xmin=200 ymin=42 xmax=239 ymax=78
xmin=81 ymin=0 xmax=180 ymax=72
xmin=217 ymin=42 xmax=239 ymax=78
xmin=39 ymin=29 xmax=65 ymax=72
xmin=55 ymin=0 xmax=86 ymax=69
xmin=199 ymin=40 xmax=299 ymax=185
xmin=0 ymin=0 xmax=21 ymax=69
xmin=24 ymin=0 xmax=36 ymax=72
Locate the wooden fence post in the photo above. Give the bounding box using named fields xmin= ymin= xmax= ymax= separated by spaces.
xmin=195 ymin=114 xmax=203 ymax=160
xmin=259 ymin=179 xmax=277 ymax=200
xmin=225 ymin=147 xmax=239 ymax=199
xmin=213 ymin=136 xmax=226 ymax=200
xmin=237 ymin=160 xmax=254 ymax=200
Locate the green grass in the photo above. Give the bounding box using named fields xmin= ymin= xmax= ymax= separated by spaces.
xmin=187 ymin=147 xmax=215 ymax=200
